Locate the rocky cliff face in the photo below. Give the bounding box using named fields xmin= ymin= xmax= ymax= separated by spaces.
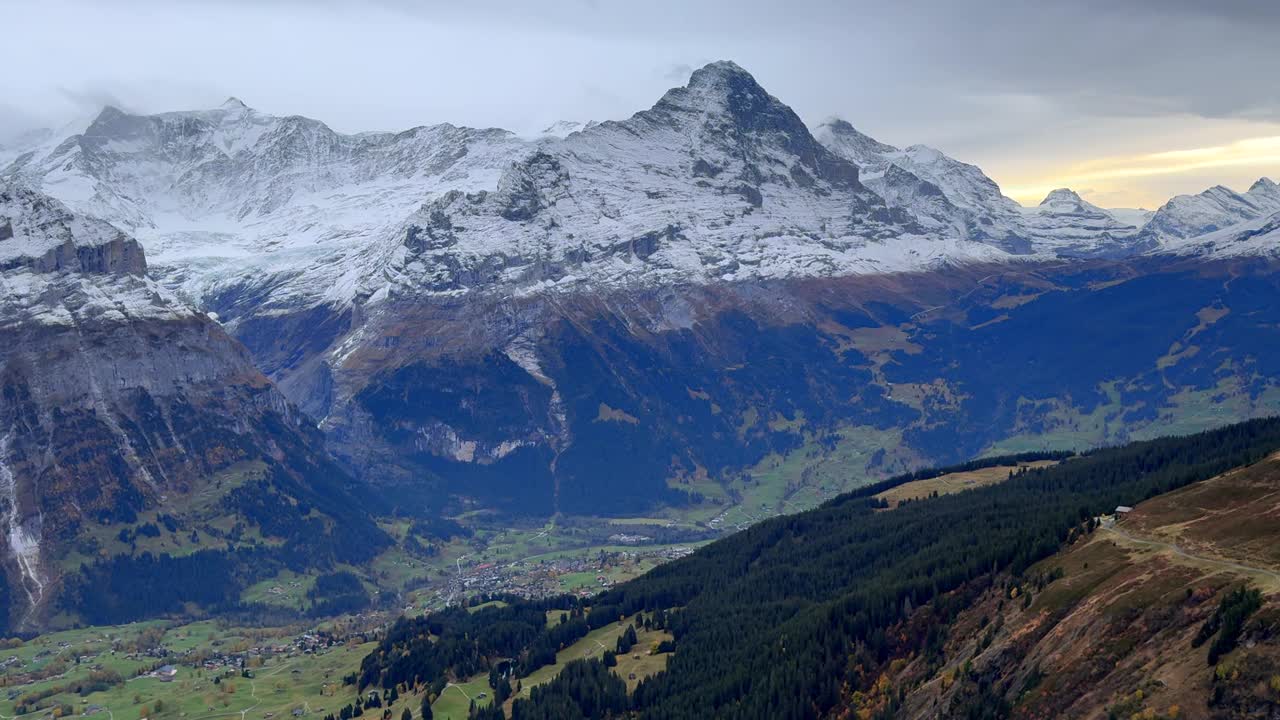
xmin=1017 ymin=188 xmax=1156 ymax=257
xmin=4 ymin=62 xmax=1280 ymax=554
xmin=0 ymin=186 xmax=147 ymax=276
xmin=1143 ymin=179 xmax=1280 ymax=241
xmin=815 ymin=120 xmax=1169 ymax=257
xmin=369 ymin=61 xmax=992 ymax=301
xmin=0 ymin=185 xmax=381 ymax=631
xmin=290 ymin=253 xmax=1280 ymax=522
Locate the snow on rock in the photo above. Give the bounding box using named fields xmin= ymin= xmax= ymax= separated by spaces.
xmin=0 ymin=184 xmax=146 ymax=275
xmin=1142 ymin=178 xmax=1280 ymax=241
xmin=368 ymin=61 xmax=1020 ymax=302
xmin=539 ymin=120 xmax=598 ymax=137
xmin=0 ymin=184 xmax=191 ymax=329
xmin=1158 ymin=208 xmax=1280 ymax=258
xmin=7 ymin=60 xmax=1280 ymax=336
xmin=815 ymin=118 xmax=1032 ymax=253
xmin=814 ymin=120 xmax=1167 ymax=257
xmin=2 ymin=101 xmax=538 ymax=319
xmin=1017 ymin=188 xmax=1154 ymax=257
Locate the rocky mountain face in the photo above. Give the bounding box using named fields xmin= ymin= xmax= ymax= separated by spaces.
xmin=376 ymin=61 xmax=1001 ymax=299
xmin=2 ymin=61 xmax=1279 ymax=571
xmin=815 ymin=118 xmax=1031 ymax=252
xmin=1018 ymin=188 xmax=1155 ymax=257
xmin=321 ymin=257 xmax=1280 ymax=520
xmin=0 ymin=185 xmax=383 ymax=631
xmin=2 ymin=97 xmax=533 ymax=322
xmin=869 ymin=451 xmax=1280 ymax=719
xmin=815 ymin=120 xmax=1183 ymax=257
xmin=1142 ymin=177 xmax=1280 ymax=241
xmin=1164 ymin=209 xmax=1280 ymax=258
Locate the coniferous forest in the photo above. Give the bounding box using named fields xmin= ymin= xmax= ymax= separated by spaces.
xmin=9 ymin=22 xmax=1280 ymax=720
xmin=355 ymin=417 xmax=1280 ymax=719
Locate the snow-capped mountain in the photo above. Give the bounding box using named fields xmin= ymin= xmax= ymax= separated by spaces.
xmin=2 ymin=98 xmax=535 ymax=319
xmin=814 ymin=118 xmax=1031 ymax=252
xmin=813 ymin=119 xmax=1167 ymax=257
xmin=0 ymin=183 xmax=385 ymax=629
xmin=6 ymin=61 xmax=1275 ymax=329
xmin=0 ymin=183 xmax=147 ymax=280
xmin=1142 ymin=177 xmax=1280 ymax=241
xmin=2 ymin=62 xmax=1280 ymax=631
xmin=373 ymin=61 xmax=1019 ymax=300
xmin=1161 ymin=205 xmax=1280 ymax=258
xmin=1017 ymin=188 xmax=1154 ymax=257
xmin=3 ymin=62 xmax=1037 ymax=329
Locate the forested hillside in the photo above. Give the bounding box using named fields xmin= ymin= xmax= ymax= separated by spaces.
xmin=356 ymin=417 xmax=1280 ymax=719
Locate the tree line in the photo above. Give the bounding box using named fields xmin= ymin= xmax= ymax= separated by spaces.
xmin=357 ymin=417 xmax=1280 ymax=719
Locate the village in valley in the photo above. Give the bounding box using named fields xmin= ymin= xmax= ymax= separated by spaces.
xmin=0 ymin=521 xmax=705 ymax=720
xmin=0 ymin=437 xmax=862 ymax=720
xmin=420 ymin=544 xmax=698 ymax=610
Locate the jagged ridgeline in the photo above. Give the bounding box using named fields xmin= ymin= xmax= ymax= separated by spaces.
xmin=354 ymin=417 xmax=1280 ymax=720
xmin=5 ymin=62 xmax=1280 ymax=524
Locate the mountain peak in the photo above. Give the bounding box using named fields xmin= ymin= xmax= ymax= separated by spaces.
xmin=90 ymin=105 xmax=128 ymax=125
xmin=1249 ymin=177 xmax=1277 ymax=194
xmin=903 ymin=144 xmax=945 ymax=164
xmin=1041 ymin=188 xmax=1083 ymax=206
xmin=634 ymin=60 xmax=865 ymax=188
xmin=814 ymin=118 xmax=898 ymax=157
xmin=220 ymin=96 xmax=249 ymax=111
xmin=672 ymin=60 xmax=776 ymax=120
xmin=686 ymin=60 xmax=754 ymax=87
xmin=84 ymin=105 xmax=142 ymax=141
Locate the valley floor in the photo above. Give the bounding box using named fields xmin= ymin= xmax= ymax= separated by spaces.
xmin=0 ymin=619 xmax=386 ymax=720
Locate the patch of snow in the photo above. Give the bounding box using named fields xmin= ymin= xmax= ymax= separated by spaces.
xmin=0 ymin=431 xmax=44 ymax=623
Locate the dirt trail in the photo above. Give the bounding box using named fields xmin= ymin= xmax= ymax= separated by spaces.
xmin=1101 ymin=522 xmax=1280 ymax=592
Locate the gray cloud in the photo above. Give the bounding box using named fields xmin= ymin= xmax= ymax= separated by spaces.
xmin=55 ymin=87 xmax=132 ymax=115
xmin=662 ymin=64 xmax=694 ymax=83
xmin=0 ymin=104 xmax=46 ymax=146
xmin=4 ymin=0 xmax=1279 ymax=204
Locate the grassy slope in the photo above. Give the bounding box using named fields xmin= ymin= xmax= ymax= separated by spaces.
xmin=497 ymin=615 xmax=672 ymax=715
xmin=884 ymin=452 xmax=1280 ymax=719
xmin=873 ymin=460 xmax=1060 ymax=509
xmin=0 ymin=622 xmax=377 ymax=720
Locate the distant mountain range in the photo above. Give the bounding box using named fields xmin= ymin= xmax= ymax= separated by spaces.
xmin=1 ymin=61 xmax=1278 ymax=630
xmin=5 ymin=61 xmax=1277 ymax=317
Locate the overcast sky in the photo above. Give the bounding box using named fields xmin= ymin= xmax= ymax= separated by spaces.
xmin=5 ymin=0 xmax=1280 ymax=208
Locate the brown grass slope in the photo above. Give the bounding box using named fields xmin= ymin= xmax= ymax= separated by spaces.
xmin=843 ymin=453 xmax=1280 ymax=719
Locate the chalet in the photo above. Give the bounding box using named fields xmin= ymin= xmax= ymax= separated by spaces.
xmin=1115 ymin=506 xmax=1133 ymax=515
